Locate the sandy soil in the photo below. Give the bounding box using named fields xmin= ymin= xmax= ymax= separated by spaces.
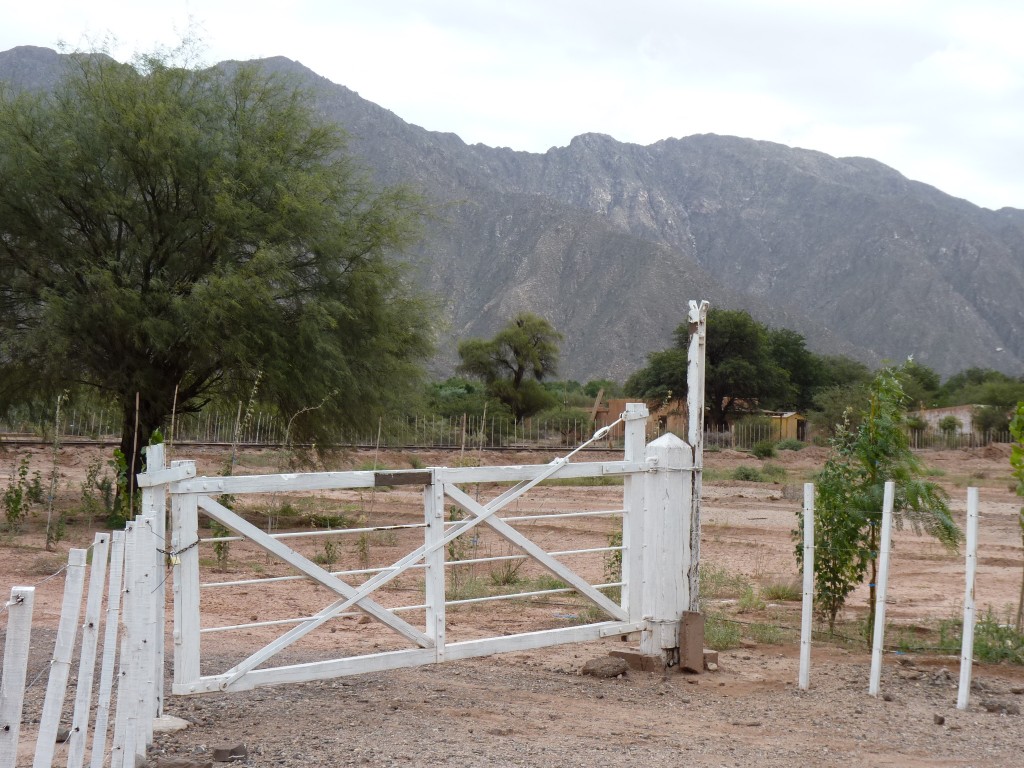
xmin=3 ymin=440 xmax=1024 ymax=767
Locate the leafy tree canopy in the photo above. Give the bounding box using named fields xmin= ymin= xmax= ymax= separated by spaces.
xmin=799 ymin=366 xmax=960 ymax=633
xmin=627 ymin=308 xmax=829 ymax=428
xmin=899 ymin=360 xmax=941 ymax=407
xmin=0 ymin=42 xmax=435 ymax=481
xmin=456 ymin=313 xmax=562 ymax=420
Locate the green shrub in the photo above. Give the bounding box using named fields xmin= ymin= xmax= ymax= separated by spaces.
xmin=705 ymin=616 xmax=742 ymax=650
xmin=746 ymin=623 xmax=785 ymax=645
xmin=776 ymin=438 xmax=805 ymax=451
xmin=762 ymin=579 xmax=802 ymax=601
xmin=732 ymin=465 xmax=764 ymax=482
xmin=736 ymin=585 xmax=765 ymax=613
xmin=752 ymin=440 xmax=777 ymax=459
xmin=699 ymin=564 xmax=751 ymax=600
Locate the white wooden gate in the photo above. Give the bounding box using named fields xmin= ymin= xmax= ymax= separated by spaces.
xmin=165 ymin=303 xmax=708 ymax=694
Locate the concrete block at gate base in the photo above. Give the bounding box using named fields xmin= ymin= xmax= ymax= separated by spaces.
xmin=608 ymin=649 xmax=667 ymax=673
xmin=679 ymin=611 xmax=705 ymax=673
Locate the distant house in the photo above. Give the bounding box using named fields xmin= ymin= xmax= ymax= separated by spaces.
xmin=592 ymin=397 xmax=806 ymax=443
xmin=593 ymin=397 xmax=689 ymax=437
xmin=908 ymin=405 xmax=978 ymax=433
xmin=762 ymin=411 xmax=807 ymax=442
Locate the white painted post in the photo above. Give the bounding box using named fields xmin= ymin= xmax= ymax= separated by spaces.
xmin=134 ymin=515 xmax=158 ymax=758
xmin=424 ymin=472 xmax=446 ymax=662
xmin=799 ymin=483 xmax=814 ymax=690
xmin=868 ymin=481 xmax=895 ymax=697
xmin=111 ymin=522 xmax=137 ymax=767
xmin=622 ymin=403 xmax=649 ymax=623
xmin=171 ymin=462 xmax=201 ymax=693
xmin=0 ymin=586 xmax=35 ymax=768
xmin=686 ymin=299 xmax=709 ymax=611
xmin=957 ymin=487 xmax=980 ymax=710
xmin=33 ymin=548 xmax=88 ymax=768
xmin=639 ymin=433 xmax=692 ymax=658
xmin=90 ymin=531 xmax=126 ymax=768
xmin=66 ymin=532 xmax=111 ymax=768
xmin=141 ymin=442 xmax=167 ymax=717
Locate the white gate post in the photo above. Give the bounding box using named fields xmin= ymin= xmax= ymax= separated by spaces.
xmin=66 ymin=532 xmax=111 ymax=768
xmin=799 ymin=483 xmax=815 ymax=690
xmin=111 ymin=522 xmax=138 ymax=766
xmin=0 ymin=586 xmax=35 ymax=768
xmin=424 ymin=472 xmax=447 ymax=662
xmin=90 ymin=530 xmax=126 ymax=768
xmin=135 ymin=514 xmax=158 ymax=756
xmin=33 ymin=548 xmax=88 ymax=768
xmin=868 ymin=481 xmax=895 ymax=697
xmin=622 ymin=403 xmax=649 ymax=622
xmin=957 ymin=487 xmax=980 ymax=710
xmin=686 ymin=300 xmax=709 ymax=612
xmin=639 ymin=433 xmax=693 ymax=660
xmin=170 ymin=462 xmax=201 ymax=693
xmin=141 ymin=442 xmax=167 ymax=716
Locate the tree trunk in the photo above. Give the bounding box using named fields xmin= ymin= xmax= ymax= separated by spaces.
xmin=118 ymin=394 xmax=164 ymax=512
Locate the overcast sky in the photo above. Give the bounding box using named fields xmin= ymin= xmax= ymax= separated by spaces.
xmin=3 ymin=1 xmax=1022 ymax=210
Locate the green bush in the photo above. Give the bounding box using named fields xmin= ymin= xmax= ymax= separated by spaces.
xmin=752 ymin=440 xmax=777 ymax=459
xmin=746 ymin=623 xmax=785 ymax=645
xmin=699 ymin=564 xmax=751 ymax=600
xmin=705 ymin=616 xmax=742 ymax=650
xmin=732 ymin=465 xmax=764 ymax=482
xmin=762 ymin=579 xmax=802 ymax=601
xmin=776 ymin=438 xmax=805 ymax=451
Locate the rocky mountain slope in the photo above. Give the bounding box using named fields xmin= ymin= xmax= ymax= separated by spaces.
xmin=3 ymin=46 xmax=1021 ymax=380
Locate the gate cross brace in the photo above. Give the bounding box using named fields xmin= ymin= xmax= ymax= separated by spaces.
xmin=443 ymin=483 xmax=627 ymax=622
xmin=217 ymin=454 xmax=577 ymax=688
xmin=195 ymin=496 xmax=433 ymax=688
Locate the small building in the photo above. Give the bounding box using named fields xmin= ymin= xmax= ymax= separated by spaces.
xmin=593 ymin=397 xmax=689 ymax=437
xmin=763 ymin=411 xmax=807 ymax=442
xmin=908 ymin=405 xmax=978 ymax=434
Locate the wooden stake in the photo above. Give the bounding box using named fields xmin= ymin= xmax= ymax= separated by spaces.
xmin=799 ymin=483 xmax=815 ymax=690
xmin=957 ymin=487 xmax=980 ymax=710
xmin=868 ymin=482 xmax=895 ymax=697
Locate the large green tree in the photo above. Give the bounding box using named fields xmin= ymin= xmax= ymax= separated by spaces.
xmin=626 ymin=308 xmax=795 ymax=429
xmin=457 ymin=313 xmax=561 ymax=420
xmin=0 ymin=44 xmax=434 ymax=486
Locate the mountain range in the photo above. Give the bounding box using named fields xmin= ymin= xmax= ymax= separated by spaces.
xmin=2 ymin=46 xmax=1022 ymax=382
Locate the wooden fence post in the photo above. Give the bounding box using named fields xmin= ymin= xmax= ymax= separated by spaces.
xmin=33 ymin=548 xmax=88 ymax=768
xmin=171 ymin=462 xmax=201 ymax=693
xmin=686 ymin=299 xmax=709 ymax=612
xmin=639 ymin=433 xmax=693 ymax=662
xmin=957 ymin=487 xmax=980 ymax=710
xmin=799 ymin=483 xmax=815 ymax=690
xmin=622 ymin=403 xmax=649 ymax=623
xmin=0 ymin=586 xmax=35 ymax=768
xmin=66 ymin=532 xmax=111 ymax=768
xmin=424 ymin=471 xmax=446 ymax=662
xmin=868 ymin=481 xmax=895 ymax=697
xmin=90 ymin=530 xmax=126 ymax=768
xmin=141 ymin=442 xmax=167 ymax=717
xmin=111 ymin=522 xmax=137 ymax=767
xmin=134 ymin=514 xmax=158 ymax=759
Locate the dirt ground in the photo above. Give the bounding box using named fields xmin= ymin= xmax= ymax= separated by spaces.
xmin=3 ymin=440 xmax=1024 ymax=767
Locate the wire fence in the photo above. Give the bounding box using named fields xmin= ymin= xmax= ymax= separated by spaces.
xmin=1 ymin=406 xmax=1014 ymax=452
